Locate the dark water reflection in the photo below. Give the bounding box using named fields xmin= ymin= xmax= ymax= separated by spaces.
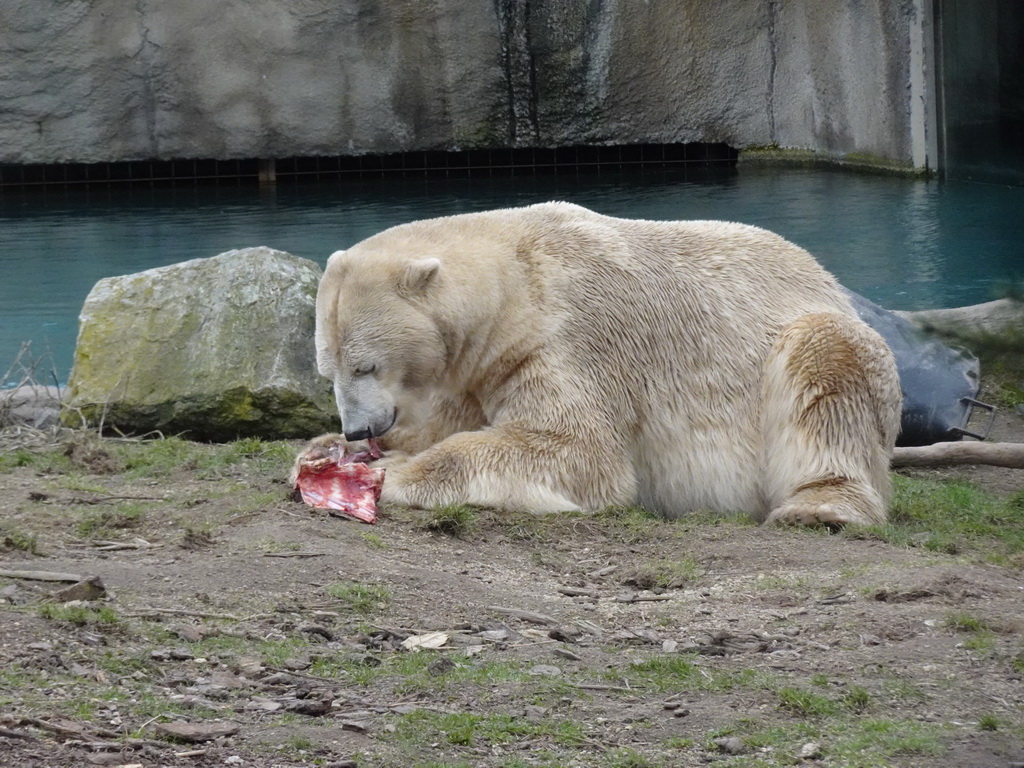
xmin=1 ymin=165 xmax=1021 ymax=381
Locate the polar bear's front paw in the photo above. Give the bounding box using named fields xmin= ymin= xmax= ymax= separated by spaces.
xmin=766 ymin=480 xmax=885 ymax=529
xmin=765 ymin=501 xmax=856 ymax=529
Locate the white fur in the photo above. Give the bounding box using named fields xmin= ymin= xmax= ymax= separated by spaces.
xmin=308 ymin=202 xmax=902 ymax=525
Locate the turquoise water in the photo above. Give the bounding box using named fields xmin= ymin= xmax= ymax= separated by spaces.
xmin=1 ymin=165 xmax=1022 ymax=383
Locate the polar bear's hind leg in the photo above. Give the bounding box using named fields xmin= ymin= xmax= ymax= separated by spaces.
xmin=760 ymin=312 xmax=901 ymax=528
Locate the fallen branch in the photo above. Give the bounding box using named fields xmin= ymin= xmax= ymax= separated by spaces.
xmin=0 ymin=569 xmax=82 ymax=583
xmin=615 ymin=593 xmax=671 ymax=603
xmin=0 ymin=726 xmax=37 ymax=741
xmin=262 ymin=552 xmax=330 ymax=558
xmin=487 ymin=606 xmax=559 ymax=626
xmin=892 ymin=442 xmax=1024 ymax=468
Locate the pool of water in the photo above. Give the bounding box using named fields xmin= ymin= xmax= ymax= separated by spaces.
xmin=1 ymin=165 xmax=1022 ymax=384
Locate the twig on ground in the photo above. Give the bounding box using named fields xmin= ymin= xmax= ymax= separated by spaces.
xmin=264 ymin=665 xmax=347 ymax=684
xmin=575 ymin=683 xmax=633 ymax=693
xmin=262 ymin=552 xmax=330 ymax=558
xmin=70 ymin=495 xmax=162 ymax=505
xmin=615 ymin=593 xmax=671 ymax=603
xmin=124 ymin=607 xmax=250 ymax=621
xmin=487 ymin=606 xmax=559 ymax=626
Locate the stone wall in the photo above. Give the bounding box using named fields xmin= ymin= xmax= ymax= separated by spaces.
xmin=0 ymin=0 xmax=928 ymax=169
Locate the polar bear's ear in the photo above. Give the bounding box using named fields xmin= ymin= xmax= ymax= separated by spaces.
xmin=399 ymin=258 xmax=441 ymax=295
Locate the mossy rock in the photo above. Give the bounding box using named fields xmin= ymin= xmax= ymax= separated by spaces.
xmin=64 ymin=247 xmax=336 ymax=441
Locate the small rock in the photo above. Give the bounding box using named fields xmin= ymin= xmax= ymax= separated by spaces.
xmin=427 ymin=657 xmax=456 ymax=676
xmin=53 ymin=576 xmax=106 ymax=602
xmin=673 ymin=707 xmax=691 ymax=718
xmin=799 ymin=741 xmax=822 ymax=759
xmin=528 ymin=664 xmax=562 ymax=677
xmin=477 ymin=629 xmax=510 ymax=642
xmin=27 ymin=641 xmax=54 ymax=652
xmin=224 ymin=757 xmax=244 ymax=765
xmin=170 ymin=625 xmax=205 ymax=642
xmin=524 ymin=705 xmax=548 ymax=722
xmin=713 ymin=736 xmax=746 ymax=755
xmin=85 ymin=754 xmax=124 ymax=765
xmin=548 ymin=626 xmax=583 ymax=643
xmin=260 ymin=672 xmax=295 ymax=686
xmin=169 ymin=648 xmax=196 ymax=661
xmin=288 ymin=699 xmax=332 ymax=716
xmin=280 ymin=657 xmax=312 ymax=671
xmin=244 ymin=698 xmax=282 ymax=712
xmin=552 ymin=647 xmax=581 ymax=661
xmin=299 ymin=624 xmax=334 ymax=642
xmin=340 ymin=720 xmax=369 ymax=732
xmin=234 ymin=657 xmax=265 ymax=676
xmin=662 ymin=639 xmax=678 ymax=653
xmin=152 ymin=720 xmax=239 ymax=743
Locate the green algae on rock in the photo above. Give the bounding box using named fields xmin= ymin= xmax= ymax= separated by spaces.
xmin=64 ymin=247 xmax=336 ymax=441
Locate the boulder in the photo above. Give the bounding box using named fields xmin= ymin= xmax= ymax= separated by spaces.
xmin=64 ymin=247 xmax=336 ymax=441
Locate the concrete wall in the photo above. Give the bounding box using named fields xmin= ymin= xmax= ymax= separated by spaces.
xmin=0 ymin=0 xmax=929 ymax=169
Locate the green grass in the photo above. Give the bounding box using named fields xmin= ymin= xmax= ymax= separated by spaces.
xmin=713 ymin=715 xmax=946 ymax=767
xmin=325 ymin=581 xmax=391 ymax=614
xmin=623 ymin=556 xmax=702 ymax=590
xmin=612 ymin=655 xmax=772 ymax=695
xmin=854 ymin=474 xmax=1024 ymax=564
xmin=425 ymin=504 xmax=478 ymax=537
xmin=37 ymin=602 xmax=121 ymax=627
xmin=945 ymin=610 xmax=991 ymax=633
xmin=777 ymin=686 xmax=840 ymax=717
xmin=389 ymin=710 xmax=586 ymax=751
xmin=108 ymin=435 xmax=294 ymax=479
xmin=978 ymin=713 xmax=1001 ymax=731
xmin=1 ymin=525 xmax=39 ymax=554
xmin=75 ymin=502 xmax=147 ymax=537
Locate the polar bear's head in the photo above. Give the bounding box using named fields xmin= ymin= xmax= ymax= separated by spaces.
xmin=315 ymin=249 xmax=447 ymax=442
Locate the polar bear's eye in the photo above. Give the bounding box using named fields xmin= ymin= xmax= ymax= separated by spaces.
xmin=353 ymin=364 xmax=377 ymax=377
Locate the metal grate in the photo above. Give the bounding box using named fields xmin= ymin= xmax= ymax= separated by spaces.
xmin=0 ymin=143 xmax=737 ymax=188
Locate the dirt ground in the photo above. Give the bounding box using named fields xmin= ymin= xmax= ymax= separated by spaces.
xmin=1 ymin=411 xmax=1023 ymax=767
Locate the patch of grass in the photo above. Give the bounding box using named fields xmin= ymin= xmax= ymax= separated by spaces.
xmin=1 ymin=526 xmax=39 ymax=554
xmin=718 ymin=715 xmax=946 ymax=767
xmin=615 ymin=655 xmax=772 ymax=695
xmin=602 ymin=748 xmax=658 ymax=768
xmin=864 ymin=474 xmax=1024 ymax=563
xmin=37 ymin=602 xmax=120 ymax=627
xmin=593 ymin=505 xmax=663 ymax=544
xmin=76 ymin=502 xmax=147 ymax=537
xmin=255 ymin=537 xmax=302 ymax=553
xmin=842 ymin=685 xmax=872 ymax=713
xmin=777 ymin=686 xmax=840 ymax=717
xmin=360 ymin=531 xmax=386 ymax=549
xmin=884 ymin=677 xmax=928 ymax=703
xmin=1010 ymin=652 xmax=1024 ymax=674
xmin=978 ymin=713 xmax=1001 ymax=731
xmin=425 ymin=504 xmax=478 ymax=537
xmin=325 ymin=581 xmax=391 ymax=614
xmin=389 ymin=710 xmax=586 ymax=752
xmin=622 ymin=556 xmax=701 ymax=590
xmin=0 ymin=447 xmax=74 ymax=473
xmin=945 ymin=610 xmax=991 ymax=633
xmin=755 ymin=573 xmax=812 ymax=591
xmin=111 ymin=435 xmax=295 ymax=480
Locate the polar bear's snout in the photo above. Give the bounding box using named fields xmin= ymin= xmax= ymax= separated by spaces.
xmin=343 ymin=408 xmax=396 ymax=442
xmin=333 ymin=378 xmax=397 ymax=442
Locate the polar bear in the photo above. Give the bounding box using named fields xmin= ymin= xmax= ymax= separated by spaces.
xmin=302 ymin=202 xmax=901 ymax=526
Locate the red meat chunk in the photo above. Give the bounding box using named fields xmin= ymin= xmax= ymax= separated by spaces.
xmin=294 ymin=438 xmax=385 ymax=524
